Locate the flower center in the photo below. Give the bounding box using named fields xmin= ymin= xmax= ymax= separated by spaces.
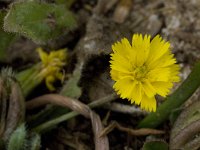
xmin=133 ymin=65 xmax=148 ymax=81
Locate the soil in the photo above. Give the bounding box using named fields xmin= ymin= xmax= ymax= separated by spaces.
xmin=1 ymin=0 xmax=200 ymax=150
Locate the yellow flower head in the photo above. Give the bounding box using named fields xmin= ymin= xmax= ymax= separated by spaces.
xmin=36 ymin=47 xmax=67 ymax=91
xmin=110 ymin=34 xmax=180 ymax=112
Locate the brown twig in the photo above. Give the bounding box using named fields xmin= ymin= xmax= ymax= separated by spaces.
xmin=26 ymin=94 xmax=109 ymax=150
xmin=100 ymin=121 xmax=165 ymax=137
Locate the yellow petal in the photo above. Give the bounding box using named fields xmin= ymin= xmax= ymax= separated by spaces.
xmin=151 ymin=81 xmax=173 ymax=97
xmin=147 ymin=35 xmax=170 ymax=63
xmin=49 ymin=49 xmax=67 ymax=61
xmin=169 ymin=64 xmax=180 ymax=82
xmin=130 ymin=82 xmax=142 ymax=105
xmin=132 ymin=34 xmax=151 ymax=66
xmin=110 ymin=52 xmax=132 ymax=72
xmin=140 ymin=94 xmax=156 ymax=112
xmin=147 ymin=67 xmax=170 ymax=82
xmin=113 ymin=77 xmax=134 ymax=99
xmin=112 ymin=38 xmax=132 ymax=58
xmin=142 ymin=80 xmax=156 ymax=98
xmin=110 ymin=69 xmax=120 ymax=81
xmin=45 ymin=75 xmax=56 ymax=91
xmin=148 ymin=51 xmax=176 ymax=69
xmin=110 ymin=69 xmax=129 ymax=81
xmin=56 ymin=71 xmax=65 ymax=82
xmin=36 ymin=47 xmax=48 ymax=64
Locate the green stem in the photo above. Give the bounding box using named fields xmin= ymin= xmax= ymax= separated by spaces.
xmin=138 ymin=61 xmax=200 ymax=128
xmin=31 ymin=93 xmax=118 ymax=133
xmin=16 ymin=64 xmax=42 ymax=97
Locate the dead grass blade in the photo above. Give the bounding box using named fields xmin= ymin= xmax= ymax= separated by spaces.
xmin=26 ymin=94 xmax=109 ymax=150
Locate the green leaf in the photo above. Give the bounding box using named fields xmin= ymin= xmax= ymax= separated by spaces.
xmin=0 ymin=11 xmax=16 ymax=61
xmin=7 ymin=124 xmax=27 ymax=150
xmin=169 ymin=108 xmax=183 ymax=125
xmin=142 ymin=140 xmax=168 ymax=150
xmin=60 ymin=66 xmax=82 ymax=98
xmin=4 ymin=1 xmax=77 ymax=44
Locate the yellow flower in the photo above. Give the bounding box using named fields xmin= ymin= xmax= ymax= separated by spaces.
xmin=36 ymin=48 xmax=67 ymax=91
xmin=110 ymin=34 xmax=180 ymax=112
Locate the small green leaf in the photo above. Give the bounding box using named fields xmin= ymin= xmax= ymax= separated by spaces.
xmin=7 ymin=124 xmax=27 ymax=150
xmin=60 ymin=65 xmax=82 ymax=98
xmin=142 ymin=140 xmax=168 ymax=150
xmin=4 ymin=1 xmax=77 ymax=44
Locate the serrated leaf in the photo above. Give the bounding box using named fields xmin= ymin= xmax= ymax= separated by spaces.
xmin=4 ymin=1 xmax=77 ymax=44
xmin=142 ymin=140 xmax=168 ymax=150
xmin=0 ymin=11 xmax=16 ymax=61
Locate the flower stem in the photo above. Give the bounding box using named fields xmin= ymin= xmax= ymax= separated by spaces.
xmin=16 ymin=64 xmax=42 ymax=97
xmin=138 ymin=61 xmax=200 ymax=128
xmin=31 ymin=93 xmax=118 ymax=133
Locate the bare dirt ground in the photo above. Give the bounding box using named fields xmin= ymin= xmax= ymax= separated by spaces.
xmin=2 ymin=0 xmax=200 ymax=149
